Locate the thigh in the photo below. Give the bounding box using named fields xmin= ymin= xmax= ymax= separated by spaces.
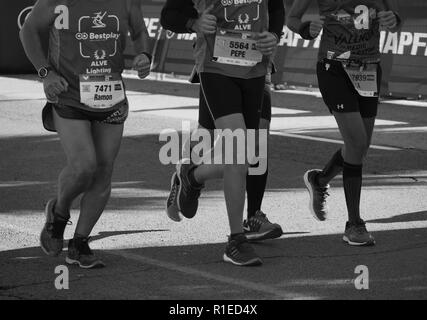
xmin=362 ymin=117 xmax=376 ymax=146
xmin=261 ymin=84 xmax=272 ymax=122
xmin=317 ymin=62 xmax=359 ymax=114
xmin=333 ymin=112 xmax=368 ymax=147
xmin=199 ymin=73 xmax=242 ymax=121
xmin=241 ymin=76 xmax=265 ymax=129
xmin=198 ymin=86 xmax=216 ymax=130
xmin=91 ymin=122 xmax=124 ymax=168
xmin=53 ymin=108 xmax=96 ymax=165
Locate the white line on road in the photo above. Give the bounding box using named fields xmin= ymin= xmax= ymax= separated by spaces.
xmin=106 ymin=250 xmax=319 ymax=300
xmin=270 ymin=131 xmax=402 ymax=151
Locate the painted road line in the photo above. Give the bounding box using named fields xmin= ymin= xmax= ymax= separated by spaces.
xmin=106 ymin=249 xmax=319 ymax=300
xmin=270 ymin=131 xmax=402 ymax=151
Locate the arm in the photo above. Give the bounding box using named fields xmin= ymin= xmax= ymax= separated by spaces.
xmin=381 ymin=0 xmax=403 ymax=33
xmin=268 ymin=0 xmax=285 ymax=42
xmin=19 ymin=0 xmax=68 ymax=100
xmin=160 ymin=0 xmax=198 ymax=33
xmin=20 ymin=0 xmax=57 ymax=71
xmin=128 ymin=0 xmax=152 ymax=79
xmin=287 ymin=0 xmax=323 ymax=40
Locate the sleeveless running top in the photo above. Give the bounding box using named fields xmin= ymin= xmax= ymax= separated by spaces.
xmin=318 ymin=0 xmax=386 ymax=63
xmin=193 ymin=0 xmax=270 ymax=79
xmin=48 ymin=0 xmax=133 ymax=111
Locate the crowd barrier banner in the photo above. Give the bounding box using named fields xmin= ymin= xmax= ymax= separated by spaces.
xmin=2 ymin=0 xmax=426 ymax=98
xmin=0 ymin=0 xmax=36 ymax=73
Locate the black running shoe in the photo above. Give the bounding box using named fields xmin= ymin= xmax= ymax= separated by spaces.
xmin=40 ymin=199 xmax=70 ymax=257
xmin=66 ymin=237 xmax=105 ymax=269
xmin=223 ymin=234 xmax=263 ymax=266
xmin=343 ymin=220 xmax=376 ymax=246
xmin=243 ymin=210 xmax=283 ymax=242
xmin=303 ymin=169 xmax=330 ymax=221
xmin=176 ymin=159 xmax=203 ymax=219
xmin=166 ymin=172 xmax=183 ymax=222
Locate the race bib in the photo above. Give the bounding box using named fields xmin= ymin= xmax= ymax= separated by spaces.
xmin=213 ymin=29 xmax=263 ymax=67
xmin=343 ymin=64 xmax=378 ymax=97
xmin=79 ymin=73 xmax=125 ymax=109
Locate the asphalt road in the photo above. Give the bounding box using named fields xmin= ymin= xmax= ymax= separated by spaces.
xmin=0 ymin=75 xmax=426 ymax=300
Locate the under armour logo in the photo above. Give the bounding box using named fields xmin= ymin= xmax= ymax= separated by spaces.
xmin=337 ymin=104 xmax=344 ymax=110
xmin=92 ymin=11 xmax=107 ymax=28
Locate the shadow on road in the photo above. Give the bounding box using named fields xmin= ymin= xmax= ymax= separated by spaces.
xmin=1 ymin=227 xmax=426 ymax=300
xmin=368 ymin=211 xmax=427 ymax=224
xmin=1 ymin=130 xmax=426 ymax=215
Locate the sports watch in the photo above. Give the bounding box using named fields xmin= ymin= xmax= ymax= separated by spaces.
xmin=37 ymin=66 xmax=52 ymax=79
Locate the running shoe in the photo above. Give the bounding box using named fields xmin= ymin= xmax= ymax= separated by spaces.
xmin=40 ymin=199 xmax=69 ymax=257
xmin=243 ymin=210 xmax=283 ymax=242
xmin=166 ymin=172 xmax=182 ymax=222
xmin=175 ymin=159 xmax=203 ymax=219
xmin=303 ymin=169 xmax=330 ymax=221
xmin=343 ymin=220 xmax=375 ymax=246
xmin=66 ymin=237 xmax=105 ymax=269
xmin=223 ymin=234 xmax=263 ymax=266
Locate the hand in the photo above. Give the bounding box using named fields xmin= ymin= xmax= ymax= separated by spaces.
xmin=43 ymin=71 xmax=68 ymax=103
xmin=255 ymin=31 xmax=278 ymax=56
xmin=309 ymin=18 xmax=324 ymax=38
xmin=133 ymin=53 xmax=151 ymax=79
xmin=192 ymin=5 xmax=217 ymax=35
xmin=378 ymin=11 xmax=397 ymax=30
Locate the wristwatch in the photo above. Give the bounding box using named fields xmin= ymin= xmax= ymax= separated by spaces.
xmin=37 ymin=66 xmax=52 ymax=79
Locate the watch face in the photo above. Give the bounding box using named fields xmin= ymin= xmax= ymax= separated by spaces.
xmin=38 ymin=67 xmax=48 ymax=78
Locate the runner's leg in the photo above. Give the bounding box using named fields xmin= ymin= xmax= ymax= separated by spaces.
xmin=53 ymin=108 xmax=97 ymax=219
xmin=75 ymin=121 xmax=124 ymax=237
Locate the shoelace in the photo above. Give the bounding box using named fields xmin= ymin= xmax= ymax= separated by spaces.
xmin=354 ymin=222 xmax=368 ymax=235
xmin=168 ymin=178 xmax=179 ymax=204
xmin=316 ymin=186 xmax=330 ymax=204
xmin=248 ymin=212 xmax=270 ymax=230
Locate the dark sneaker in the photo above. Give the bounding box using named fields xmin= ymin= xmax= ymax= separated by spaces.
xmin=223 ymin=234 xmax=263 ymax=266
xmin=40 ymin=199 xmax=70 ymax=257
xmin=303 ymin=169 xmax=330 ymax=221
xmin=65 ymin=237 xmax=105 ymax=269
xmin=343 ymin=220 xmax=376 ymax=246
xmin=243 ymin=211 xmax=283 ymax=242
xmin=176 ymin=159 xmax=203 ymax=219
xmin=166 ymin=172 xmax=183 ymax=222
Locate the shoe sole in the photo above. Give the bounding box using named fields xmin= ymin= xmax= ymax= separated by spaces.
xmin=166 ymin=172 xmax=183 ymax=222
xmin=223 ymin=254 xmax=263 ymax=266
xmin=65 ymin=257 xmax=106 ymax=269
xmin=303 ymin=170 xmax=327 ymax=222
xmin=40 ymin=199 xmax=62 ymax=257
xmin=343 ymin=236 xmax=376 ymax=247
xmin=245 ymin=227 xmax=283 ymax=242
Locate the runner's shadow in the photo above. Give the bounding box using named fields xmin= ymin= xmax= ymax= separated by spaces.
xmin=89 ymin=229 xmax=170 ymax=242
xmin=367 ymin=211 xmax=427 ymax=224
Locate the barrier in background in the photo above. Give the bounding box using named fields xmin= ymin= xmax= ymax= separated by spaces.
xmin=2 ymin=0 xmax=427 ymax=98
xmin=0 ymin=0 xmax=36 ymax=73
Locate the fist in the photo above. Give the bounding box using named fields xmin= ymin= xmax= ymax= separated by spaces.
xmin=310 ymin=18 xmax=324 ymax=38
xmin=192 ymin=5 xmax=217 ymax=35
xmin=133 ymin=53 xmax=151 ymax=79
xmin=378 ymin=11 xmax=397 ymax=30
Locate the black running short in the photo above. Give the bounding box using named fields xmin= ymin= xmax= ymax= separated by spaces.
xmin=317 ymin=60 xmax=382 ymax=118
xmin=42 ymin=101 xmax=129 ymax=132
xmin=199 ymin=85 xmax=272 ymax=130
xmin=199 ymin=72 xmax=266 ymax=130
